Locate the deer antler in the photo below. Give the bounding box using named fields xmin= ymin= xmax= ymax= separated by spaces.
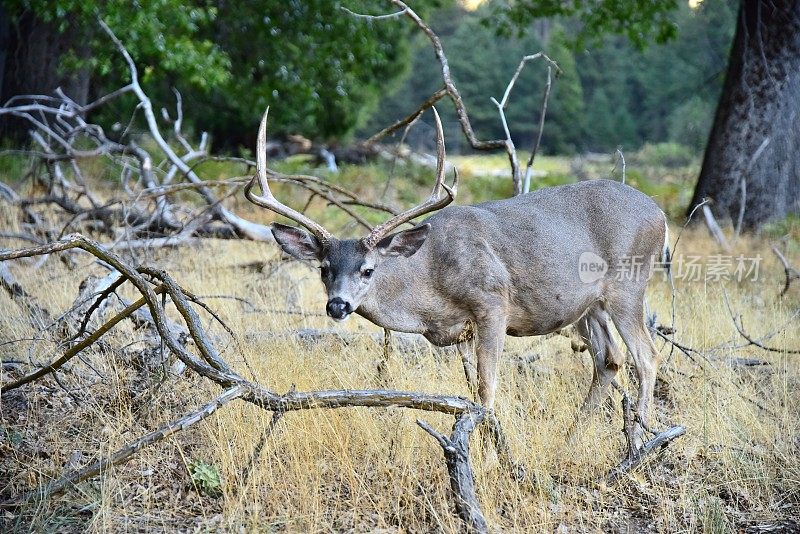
xmin=363 ymin=107 xmax=458 ymax=248
xmin=245 ymin=108 xmax=333 ymax=247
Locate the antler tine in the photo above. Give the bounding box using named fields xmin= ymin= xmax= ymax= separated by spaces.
xmin=244 ymin=107 xmax=332 ymax=246
xmin=363 ymin=106 xmax=458 ymax=248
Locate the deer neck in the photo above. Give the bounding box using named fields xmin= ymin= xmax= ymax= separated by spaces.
xmin=356 ymin=256 xmax=430 ymax=334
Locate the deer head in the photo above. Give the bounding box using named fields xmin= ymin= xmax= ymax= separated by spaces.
xmin=245 ymin=107 xmax=458 ymax=321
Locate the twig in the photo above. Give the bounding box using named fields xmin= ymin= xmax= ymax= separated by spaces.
xmin=70 ymin=274 xmax=128 ymax=342
xmin=665 ymin=198 xmax=709 ymax=361
xmin=702 ymin=204 xmax=731 ymax=251
xmin=484 ymin=411 xmax=526 ymax=482
xmin=772 ymin=246 xmax=799 ymax=297
xmin=613 ymin=148 xmax=626 ymax=184
xmin=12 ymin=385 xmax=246 ymax=503
xmin=611 ymin=381 xmax=639 ymax=461
xmin=241 ymin=410 xmax=285 ymax=485
xmin=354 ymin=2 xmax=559 ymax=195
xmin=340 ymin=5 xmax=408 ymax=20
xmin=524 ymin=64 xmax=553 ymax=194
xmin=606 ymin=425 xmax=686 ymax=485
xmin=723 ymin=291 xmax=800 ymax=354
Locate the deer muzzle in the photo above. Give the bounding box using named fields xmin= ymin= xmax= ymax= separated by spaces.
xmin=326 ymin=297 xmax=352 ymax=321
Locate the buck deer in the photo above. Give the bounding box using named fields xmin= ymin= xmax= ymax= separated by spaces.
xmin=246 ymin=108 xmax=667 ymax=442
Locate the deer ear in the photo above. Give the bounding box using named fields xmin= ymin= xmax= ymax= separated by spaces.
xmin=376 ymin=224 xmax=430 ymax=258
xmin=271 ymin=223 xmax=323 ymax=261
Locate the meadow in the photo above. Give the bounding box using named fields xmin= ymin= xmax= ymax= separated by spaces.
xmin=1 ymin=150 xmax=799 ymax=532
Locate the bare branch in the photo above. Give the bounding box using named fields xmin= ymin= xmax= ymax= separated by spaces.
xmin=524 ymin=65 xmax=553 ymax=194
xmin=723 ymin=291 xmax=800 ymax=354
xmin=353 ymin=3 xmax=559 ymax=195
xmin=340 ymin=5 xmax=408 ymax=20
xmin=418 ymin=413 xmax=488 ymax=533
xmin=607 ymin=425 xmax=686 ymax=485
xmin=702 ymin=204 xmax=731 ymax=251
xmin=20 ymin=385 xmax=247 ymax=502
xmin=772 ymin=246 xmax=799 ymax=296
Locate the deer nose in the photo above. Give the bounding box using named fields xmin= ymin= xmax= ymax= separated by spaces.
xmin=326 ymin=297 xmax=352 ymax=320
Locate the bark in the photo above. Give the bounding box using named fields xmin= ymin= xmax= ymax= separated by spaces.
xmin=689 ymin=0 xmax=800 ymax=230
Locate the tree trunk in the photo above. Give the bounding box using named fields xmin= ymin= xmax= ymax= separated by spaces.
xmin=0 ymin=9 xmax=91 ymax=140
xmin=689 ymin=0 xmax=800 ymax=231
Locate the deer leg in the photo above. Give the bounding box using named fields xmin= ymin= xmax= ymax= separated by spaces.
xmin=474 ymin=316 xmax=506 ymax=409
xmin=577 ymin=308 xmax=624 ymax=413
xmin=609 ymin=296 xmax=661 ymax=447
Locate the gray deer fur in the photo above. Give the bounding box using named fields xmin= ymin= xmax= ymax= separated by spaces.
xmin=247 ymin=108 xmax=668 ymax=442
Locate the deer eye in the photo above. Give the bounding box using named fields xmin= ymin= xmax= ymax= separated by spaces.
xmin=362 ymin=268 xmax=374 ymax=279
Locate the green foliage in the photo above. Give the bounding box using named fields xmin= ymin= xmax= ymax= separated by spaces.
xmin=761 ymin=213 xmax=800 ymax=243
xmin=6 ymin=0 xmax=230 ymax=90
xmin=485 ymin=0 xmax=680 ymax=49
xmin=5 ymin=0 xmax=420 ymax=147
xmin=194 ymin=1 xmax=414 ymax=145
xmin=5 ymin=0 xmax=737 ymax=155
xmin=1 ymin=426 xmax=24 ymax=447
xmin=667 ymin=96 xmax=715 ymax=152
xmin=633 ymin=0 xmax=737 ymax=143
xmin=544 ymin=29 xmax=586 ymax=154
xmin=367 ymin=1 xmax=736 ymax=156
xmin=188 ymin=459 xmax=222 ymax=497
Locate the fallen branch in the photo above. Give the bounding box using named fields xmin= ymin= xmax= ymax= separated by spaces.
xmin=606 ymin=381 xmax=685 ymax=485
xmin=723 ymin=291 xmax=800 ymax=354
xmin=607 ymin=425 xmax=686 ymax=485
xmin=701 ymin=204 xmax=731 ymax=252
xmin=772 ymin=246 xmax=799 ymax=297
xmin=17 ymin=384 xmax=247 ymax=502
xmin=0 ymin=234 xmax=491 ymax=530
xmin=418 ymin=414 xmax=488 ymax=533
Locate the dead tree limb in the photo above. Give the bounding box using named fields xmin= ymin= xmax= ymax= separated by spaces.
xmin=0 ymin=234 xmax=492 ymax=530
xmin=351 ymin=1 xmax=559 ymax=195
xmin=20 ymin=384 xmax=247 ymax=502
xmin=524 ymin=64 xmax=553 ymax=194
xmin=606 ymin=381 xmax=686 ymax=485
xmin=418 ymin=414 xmax=488 ymax=533
xmin=491 ymin=53 xmax=559 ymax=194
xmin=606 ymin=425 xmax=686 ymax=485
xmin=702 ymin=204 xmax=732 ymax=252
xmin=772 ymin=246 xmax=799 ymax=297
xmin=723 ymin=291 xmax=800 ymax=354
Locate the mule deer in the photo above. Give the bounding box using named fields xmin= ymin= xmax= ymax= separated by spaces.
xmin=246 ymin=108 xmax=667 ymax=441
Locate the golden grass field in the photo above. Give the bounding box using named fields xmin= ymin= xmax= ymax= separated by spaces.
xmin=1 ymin=159 xmax=799 ymax=532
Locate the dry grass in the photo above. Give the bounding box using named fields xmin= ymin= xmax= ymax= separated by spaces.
xmin=1 ymin=194 xmax=799 ymax=532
